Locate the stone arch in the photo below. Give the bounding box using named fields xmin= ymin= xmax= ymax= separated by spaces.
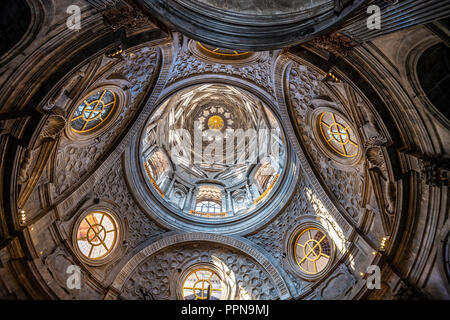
xmin=0 ymin=0 xmax=46 ymax=69
xmin=405 ymin=38 xmax=450 ymax=130
xmin=108 ymin=232 xmax=292 ymax=299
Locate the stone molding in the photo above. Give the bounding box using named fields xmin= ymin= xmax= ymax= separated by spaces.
xmin=273 ymin=54 xmax=352 ymax=244
xmin=53 ymin=44 xmax=172 ymax=217
xmin=109 ymin=232 xmax=292 ymax=300
xmin=123 ymin=73 xmax=300 ymax=236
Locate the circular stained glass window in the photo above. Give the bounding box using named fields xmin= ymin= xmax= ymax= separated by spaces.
xmin=70 ymin=90 xmax=117 ymax=133
xmin=319 ymin=112 xmax=359 ymax=158
xmin=76 ymin=211 xmax=118 ymax=260
xmin=294 ymin=227 xmax=331 ymax=275
xmin=182 ymin=268 xmax=223 ymax=300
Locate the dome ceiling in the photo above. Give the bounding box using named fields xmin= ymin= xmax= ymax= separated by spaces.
xmin=139 ymin=83 xmax=293 ymax=226
xmin=181 ymin=0 xmax=329 ymax=16
xmin=136 ymin=0 xmax=365 ymax=50
xmin=0 ymin=0 xmax=449 ymax=302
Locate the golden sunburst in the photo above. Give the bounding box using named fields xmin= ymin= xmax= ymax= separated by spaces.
xmin=208 ymin=115 xmax=225 ymax=130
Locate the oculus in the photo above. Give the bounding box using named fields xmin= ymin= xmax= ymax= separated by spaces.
xmin=207 ymin=115 xmax=225 ymax=130
xmin=318 ymin=111 xmax=359 ymax=158
xmin=294 ymin=227 xmax=332 ymax=275
xmin=70 ymin=90 xmax=117 ymax=133
xmin=76 ymin=211 xmax=118 ymax=260
xmin=182 ymin=268 xmax=223 ymax=300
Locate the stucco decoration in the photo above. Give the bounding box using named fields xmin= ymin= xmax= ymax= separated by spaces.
xmin=286 ymin=61 xmax=367 ymax=221
xmin=313 ymin=264 xmax=356 ymax=300
xmin=91 ymin=161 xmax=167 ymax=250
xmin=121 ymin=243 xmax=277 ymax=300
xmin=43 ymin=245 xmax=104 ymax=300
xmin=110 ymin=233 xmax=291 ymax=299
xmin=17 ymin=112 xmax=67 ymax=213
xmin=247 ymin=176 xmax=313 ymax=295
xmin=53 ymin=47 xmax=159 ymax=196
xmin=168 ymin=38 xmax=275 ymax=97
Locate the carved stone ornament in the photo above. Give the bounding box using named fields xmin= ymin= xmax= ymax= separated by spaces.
xmin=102 ymin=0 xmax=155 ymax=33
xmin=420 ymin=156 xmax=450 ymax=187
xmin=309 ymin=32 xmax=357 ymax=57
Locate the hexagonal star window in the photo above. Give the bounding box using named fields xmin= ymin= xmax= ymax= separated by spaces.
xmin=182 ymin=268 xmax=223 ymax=300
xmin=319 ymin=111 xmax=359 ymax=158
xmin=76 ymin=211 xmax=118 ymax=260
xmin=70 ymin=90 xmax=117 ymax=133
xmin=294 ymin=227 xmax=331 ymax=275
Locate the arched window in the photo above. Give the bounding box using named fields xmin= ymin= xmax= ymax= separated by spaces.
xmin=76 ymin=211 xmax=118 ymax=260
xmin=70 ymin=89 xmax=117 ymax=133
xmin=145 ymin=150 xmax=170 ymax=184
xmin=196 ymin=201 xmax=222 ymax=214
xmin=254 ymin=162 xmax=276 ymax=193
xmin=318 ymin=111 xmax=359 ymax=158
xmin=294 ymin=227 xmax=331 ymax=275
xmin=192 ymin=185 xmax=224 ymax=217
xmin=182 ymin=268 xmax=223 ymax=300
xmin=417 ymin=43 xmax=450 ymax=122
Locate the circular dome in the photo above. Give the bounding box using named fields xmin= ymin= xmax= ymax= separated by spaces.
xmin=130 ymin=83 xmax=299 ymax=234
xmin=136 ymin=0 xmax=363 ymax=51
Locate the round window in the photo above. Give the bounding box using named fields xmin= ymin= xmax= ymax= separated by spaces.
xmin=294 ymin=227 xmax=332 ymax=275
xmin=70 ymin=89 xmax=117 ymax=134
xmin=318 ymin=111 xmax=359 ymax=159
xmin=76 ymin=211 xmax=118 ymax=260
xmin=182 ymin=268 xmax=223 ymax=300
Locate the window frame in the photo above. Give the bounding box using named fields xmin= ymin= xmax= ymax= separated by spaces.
xmin=65 ymin=85 xmax=127 ymax=141
xmin=181 ymin=267 xmax=224 ymax=300
xmin=283 ymin=221 xmax=335 ymax=281
xmin=71 ymin=205 xmax=124 ymax=267
xmin=309 ymin=107 xmax=363 ymax=167
xmin=175 ymin=262 xmax=234 ymax=300
xmin=195 ymin=200 xmax=222 ymax=214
